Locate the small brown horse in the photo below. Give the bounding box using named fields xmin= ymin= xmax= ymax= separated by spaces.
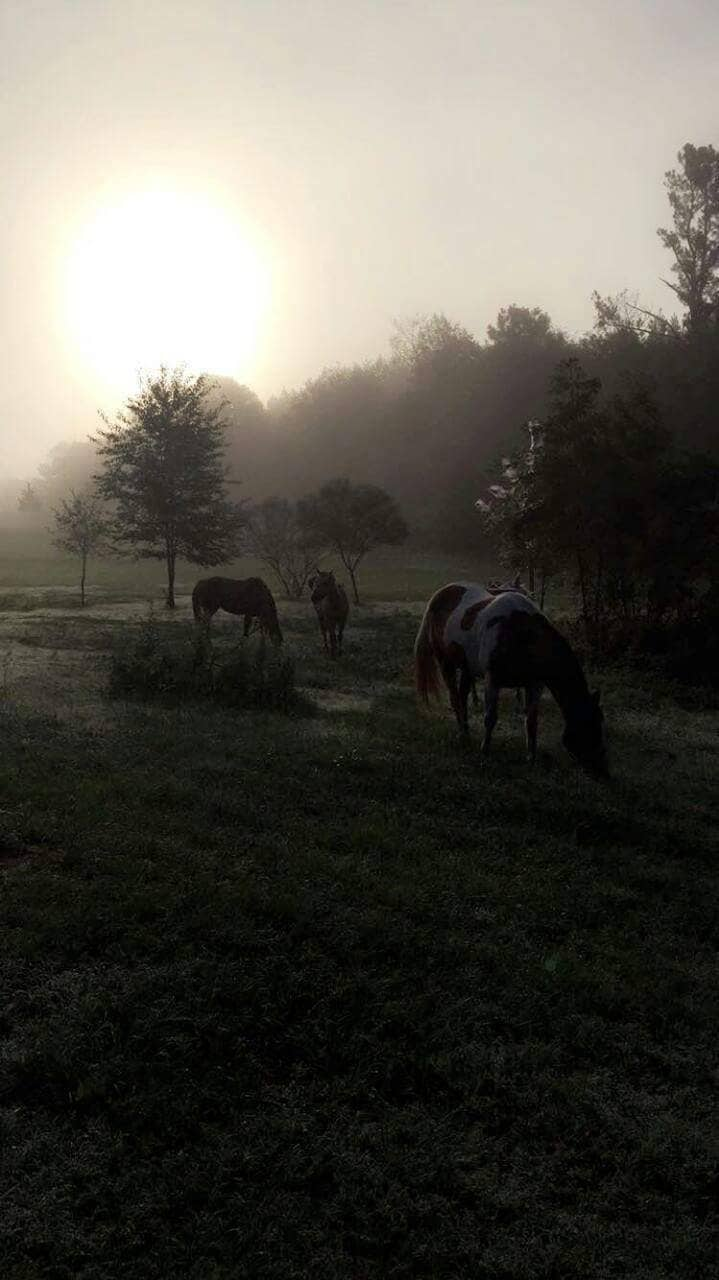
xmin=308 ymin=570 xmax=349 ymax=658
xmin=192 ymin=577 xmax=283 ymax=644
xmin=415 ymin=581 xmax=608 ymax=776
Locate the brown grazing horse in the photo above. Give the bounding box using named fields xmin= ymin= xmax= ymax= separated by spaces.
xmin=414 ymin=581 xmax=608 ymax=776
xmin=192 ymin=576 xmax=283 ymax=644
xmin=308 ymin=570 xmax=349 ymax=658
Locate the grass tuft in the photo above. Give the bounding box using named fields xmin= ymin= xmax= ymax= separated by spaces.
xmin=108 ymin=615 xmax=313 ymax=715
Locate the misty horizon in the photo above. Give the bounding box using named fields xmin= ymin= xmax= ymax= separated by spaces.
xmin=3 ymin=0 xmax=719 ymax=477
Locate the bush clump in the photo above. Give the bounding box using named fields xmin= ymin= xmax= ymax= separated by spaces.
xmin=109 ymin=616 xmax=312 ymax=714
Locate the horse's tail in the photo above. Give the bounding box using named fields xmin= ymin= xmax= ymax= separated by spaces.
xmin=192 ymin=582 xmax=204 ymax=621
xmin=414 ymin=603 xmax=441 ymax=703
xmin=262 ymin=586 xmax=283 ymax=644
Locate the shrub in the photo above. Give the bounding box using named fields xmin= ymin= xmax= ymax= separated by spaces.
xmin=108 ymin=616 xmax=313 ymax=714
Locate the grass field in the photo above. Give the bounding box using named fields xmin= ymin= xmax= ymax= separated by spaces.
xmin=0 ymin=525 xmax=492 ymax=605
xmin=0 ymin=553 xmax=717 ymax=1278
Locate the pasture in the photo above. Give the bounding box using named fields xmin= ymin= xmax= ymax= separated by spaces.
xmin=0 ymin=554 xmax=717 ymax=1279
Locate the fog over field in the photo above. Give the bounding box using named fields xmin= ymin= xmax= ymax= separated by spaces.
xmin=3 ymin=0 xmax=719 ymax=475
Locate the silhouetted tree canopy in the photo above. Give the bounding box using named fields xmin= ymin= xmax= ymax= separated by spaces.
xmin=51 ymin=489 xmax=109 ymax=606
xmin=298 ymin=478 xmax=408 ymax=604
xmin=246 ymin=497 xmax=325 ymax=599
xmin=658 ymin=143 xmax=719 ymax=331
xmin=93 ymin=368 xmax=245 ymax=607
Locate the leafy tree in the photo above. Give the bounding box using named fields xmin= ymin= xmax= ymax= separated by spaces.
xmin=298 ymin=478 xmax=408 ymax=604
xmin=390 ymin=313 xmax=479 ymax=378
xmin=658 ymin=143 xmax=719 ymax=331
xmin=36 ymin=440 xmax=100 ymax=506
xmin=246 ymin=497 xmax=325 ymax=598
xmin=266 ymin=361 xmax=396 ymax=498
xmin=17 ymin=481 xmax=42 ymax=513
xmin=209 ymin=377 xmax=273 ymax=495
xmin=51 ymin=490 xmax=109 ymax=606
xmin=478 ymin=360 xmax=675 ymax=643
xmin=93 ymin=368 xmax=245 ymax=608
xmin=476 ymin=420 xmax=552 ymax=602
xmin=486 ymin=305 xmax=557 ymax=346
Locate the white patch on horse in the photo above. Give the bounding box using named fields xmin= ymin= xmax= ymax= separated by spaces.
xmin=446 ymin=591 xmax=540 ymax=679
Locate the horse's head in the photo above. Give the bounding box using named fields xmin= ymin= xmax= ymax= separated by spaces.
xmin=562 ymin=690 xmax=610 ymax=778
xmin=309 ymin=570 xmax=334 ymax=603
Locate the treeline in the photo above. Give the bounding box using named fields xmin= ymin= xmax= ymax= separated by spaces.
xmin=9 ymin=141 xmax=719 ymax=674
xmin=20 ymin=293 xmax=717 ymax=550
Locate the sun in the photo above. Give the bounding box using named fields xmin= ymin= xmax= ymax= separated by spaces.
xmin=63 ymin=190 xmax=270 ymax=396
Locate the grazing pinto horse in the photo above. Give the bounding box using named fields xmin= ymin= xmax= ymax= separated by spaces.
xmin=192 ymin=576 xmax=283 ymax=644
xmin=308 ymin=570 xmax=349 ymax=659
xmin=414 ymin=582 xmax=608 ymax=776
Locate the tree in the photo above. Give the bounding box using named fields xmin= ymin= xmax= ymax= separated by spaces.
xmin=657 ymin=143 xmax=719 ymax=331
xmin=476 ymin=420 xmax=552 ymax=602
xmin=17 ymin=481 xmax=42 ymax=513
xmin=51 ymin=490 xmax=109 ymax=606
xmin=298 ymin=479 xmax=408 ymax=604
xmin=480 ymin=360 xmax=674 ymax=644
xmin=36 ymin=440 xmax=100 ymax=508
xmin=246 ymin=497 xmax=325 ymax=598
xmin=486 ymin=305 xmax=556 ymax=346
xmin=93 ymin=368 xmax=245 ymax=608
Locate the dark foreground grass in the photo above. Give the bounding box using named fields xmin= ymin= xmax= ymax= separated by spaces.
xmin=0 ymin=609 xmax=717 ymax=1279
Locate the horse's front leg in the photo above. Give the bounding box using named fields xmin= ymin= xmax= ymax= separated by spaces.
xmin=243 ymin=613 xmax=252 ymax=638
xmin=320 ymin=622 xmax=329 ymax=654
xmin=440 ymin=660 xmax=466 ymax=733
xmin=524 ymin=684 xmax=543 ymax=764
xmin=481 ymin=677 xmax=499 ymax=756
xmin=457 ymin=666 xmax=473 ymax=735
xmin=329 ymin=625 xmax=338 ymax=659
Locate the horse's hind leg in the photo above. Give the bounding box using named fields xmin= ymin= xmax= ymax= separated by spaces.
xmin=440 ymin=660 xmax=466 ymax=733
xmin=481 ymin=677 xmax=499 ymax=756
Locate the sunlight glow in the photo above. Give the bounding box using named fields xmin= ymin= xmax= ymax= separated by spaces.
xmin=64 ymin=190 xmax=270 ymax=396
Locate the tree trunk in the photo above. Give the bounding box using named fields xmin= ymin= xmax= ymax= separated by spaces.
xmin=528 ymin=563 xmax=536 ymax=595
xmin=348 ymin=564 xmax=360 ymax=606
xmin=166 ymin=550 xmax=176 ymax=609
xmin=80 ymin=551 xmax=87 ymax=607
xmin=577 ymin=552 xmax=590 ymax=644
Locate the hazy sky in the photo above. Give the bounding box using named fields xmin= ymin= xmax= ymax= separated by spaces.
xmin=2 ymin=0 xmax=718 ymax=475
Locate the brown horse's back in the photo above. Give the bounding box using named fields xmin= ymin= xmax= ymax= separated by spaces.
xmin=192 ymin=577 xmax=282 ymax=642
